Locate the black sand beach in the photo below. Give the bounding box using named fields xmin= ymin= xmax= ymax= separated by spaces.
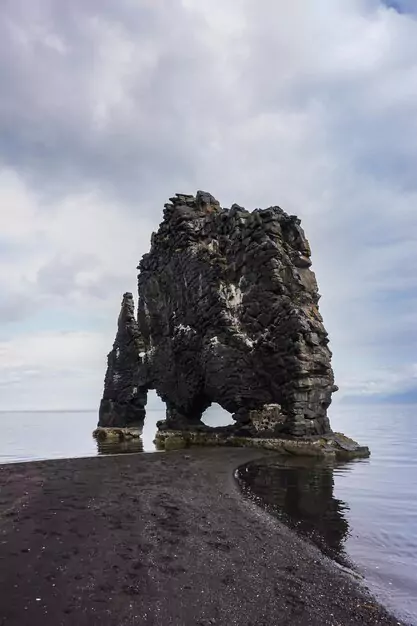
xmin=0 ymin=449 xmax=404 ymax=626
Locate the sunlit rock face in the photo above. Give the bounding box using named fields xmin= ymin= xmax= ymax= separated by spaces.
xmin=136 ymin=191 xmax=337 ymax=438
xmin=98 ymin=293 xmax=148 ymax=428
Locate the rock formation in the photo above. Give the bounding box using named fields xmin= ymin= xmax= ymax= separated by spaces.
xmin=137 ymin=191 xmax=336 ymax=437
xmin=98 ymin=293 xmax=147 ymax=427
xmin=98 ymin=191 xmax=369 ymax=458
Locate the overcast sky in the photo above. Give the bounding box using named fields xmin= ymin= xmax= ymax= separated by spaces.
xmin=1 ymin=0 xmax=417 ymax=410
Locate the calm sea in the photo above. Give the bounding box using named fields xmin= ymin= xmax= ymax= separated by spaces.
xmin=0 ymin=403 xmax=416 ymax=624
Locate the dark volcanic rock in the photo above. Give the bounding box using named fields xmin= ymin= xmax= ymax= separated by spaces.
xmin=133 ymin=191 xmax=336 ymax=438
xmin=98 ymin=293 xmax=148 ymax=427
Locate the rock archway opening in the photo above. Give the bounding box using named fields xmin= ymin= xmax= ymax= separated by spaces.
xmin=201 ymin=403 xmax=234 ymax=428
xmin=142 ymin=390 xmax=166 ymax=451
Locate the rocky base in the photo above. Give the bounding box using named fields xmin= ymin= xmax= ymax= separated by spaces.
xmin=154 ymin=429 xmax=370 ymax=460
xmin=93 ymin=427 xmax=142 ymax=442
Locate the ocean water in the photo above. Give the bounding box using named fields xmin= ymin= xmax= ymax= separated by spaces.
xmin=0 ymin=403 xmax=416 ymax=623
xmin=0 ymin=409 xmax=159 ymax=463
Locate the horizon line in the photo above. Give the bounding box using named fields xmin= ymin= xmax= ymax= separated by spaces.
xmin=0 ymin=408 xmax=165 ymax=413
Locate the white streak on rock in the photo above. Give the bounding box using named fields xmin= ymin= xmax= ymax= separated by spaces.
xmin=218 ymin=281 xmax=254 ymax=349
xmin=176 ymin=324 xmax=195 ymax=333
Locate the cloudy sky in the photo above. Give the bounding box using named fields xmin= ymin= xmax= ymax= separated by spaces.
xmin=1 ymin=0 xmax=417 ymax=411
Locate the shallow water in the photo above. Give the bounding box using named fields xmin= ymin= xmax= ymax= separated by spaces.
xmin=0 ymin=410 xmax=164 ymax=462
xmin=0 ymin=404 xmax=230 ymax=461
xmin=0 ymin=403 xmax=416 ymax=623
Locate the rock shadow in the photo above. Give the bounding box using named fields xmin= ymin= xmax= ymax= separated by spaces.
xmin=236 ymin=457 xmax=351 ymax=565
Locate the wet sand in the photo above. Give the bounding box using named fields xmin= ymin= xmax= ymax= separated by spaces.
xmin=0 ymin=449 xmax=405 ymax=626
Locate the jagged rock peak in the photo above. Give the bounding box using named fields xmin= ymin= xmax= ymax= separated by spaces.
xmin=167 ymin=190 xmax=220 ymax=208
xmin=98 ymin=293 xmax=147 ymax=428
xmin=118 ymin=292 xmax=145 ymax=349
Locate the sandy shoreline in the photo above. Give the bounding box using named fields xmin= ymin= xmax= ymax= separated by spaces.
xmin=0 ymin=449 xmax=405 ymax=626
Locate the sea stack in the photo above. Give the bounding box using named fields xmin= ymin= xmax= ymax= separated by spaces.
xmin=98 ymin=292 xmax=147 ymax=428
xmin=98 ymin=192 xmax=369 ymax=459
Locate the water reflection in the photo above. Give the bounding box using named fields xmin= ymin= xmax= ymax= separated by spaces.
xmin=94 ymin=427 xmax=144 ymax=456
xmin=96 ymin=437 xmax=144 ymax=455
xmin=236 ymin=457 xmax=351 ymax=565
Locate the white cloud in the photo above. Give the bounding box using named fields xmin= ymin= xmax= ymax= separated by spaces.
xmin=0 ymin=0 xmax=417 ymax=408
xmin=0 ymin=330 xmax=106 ymax=370
xmin=0 ymin=168 xmax=156 ymax=320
